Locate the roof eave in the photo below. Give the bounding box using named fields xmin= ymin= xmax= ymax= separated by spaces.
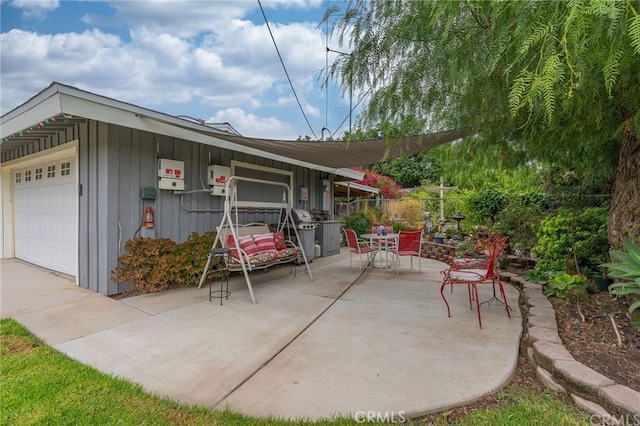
xmin=1 ymin=82 xmax=364 ymax=179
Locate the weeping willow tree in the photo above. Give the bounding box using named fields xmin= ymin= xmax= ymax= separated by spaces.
xmin=328 ymin=0 xmax=640 ymax=245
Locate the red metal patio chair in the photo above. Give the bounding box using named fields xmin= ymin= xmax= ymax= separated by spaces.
xmin=445 ymin=233 xmax=495 ymax=294
xmin=390 ymin=229 xmax=422 ymax=273
xmin=439 ymin=233 xmax=511 ymax=328
xmin=450 ymin=233 xmax=493 ymax=271
xmin=343 ymin=228 xmax=377 ymax=271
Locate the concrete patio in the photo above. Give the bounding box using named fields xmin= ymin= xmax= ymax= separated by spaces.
xmin=1 ymin=249 xmax=522 ymax=421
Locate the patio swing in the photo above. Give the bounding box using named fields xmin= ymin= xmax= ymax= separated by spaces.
xmin=197 ymin=175 xmax=313 ymax=304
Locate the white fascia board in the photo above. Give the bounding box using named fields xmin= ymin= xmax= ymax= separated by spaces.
xmin=57 ymin=93 xmax=363 ymax=180
xmin=1 ymin=92 xmax=62 ymax=137
xmin=334 ymin=168 xmax=364 ymax=180
xmin=335 ymin=181 xmax=378 ymax=194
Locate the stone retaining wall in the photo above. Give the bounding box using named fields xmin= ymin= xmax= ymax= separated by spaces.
xmin=421 ymin=242 xmax=456 ymax=264
xmin=500 ymin=272 xmax=640 ymax=420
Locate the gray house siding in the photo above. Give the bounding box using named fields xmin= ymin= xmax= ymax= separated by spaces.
xmin=99 ymin=122 xmax=325 ymax=295
xmin=4 ymin=116 xmax=329 ymax=296
xmin=77 ymin=120 xmax=113 ymax=294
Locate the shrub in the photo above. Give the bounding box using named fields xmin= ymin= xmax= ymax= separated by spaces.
xmin=465 ymin=185 xmax=507 ymax=225
xmin=111 ymin=231 xmax=217 ymax=294
xmin=534 ymin=207 xmax=608 ymax=277
xmin=385 ymin=199 xmax=425 ymax=227
xmin=355 ymin=168 xmax=402 ymax=199
xmin=544 ymin=272 xmax=589 ymax=323
xmin=494 ymin=190 xmax=546 ymax=251
xmin=342 ymin=210 xmax=379 ymax=236
xmin=544 ymin=273 xmax=588 ymax=299
xmin=525 ymin=260 xmax=564 ymax=284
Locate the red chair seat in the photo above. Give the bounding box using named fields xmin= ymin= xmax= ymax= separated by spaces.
xmin=343 ymin=228 xmax=377 ymax=271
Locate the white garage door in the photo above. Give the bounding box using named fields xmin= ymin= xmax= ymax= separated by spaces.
xmin=13 ymin=157 xmax=77 ymax=276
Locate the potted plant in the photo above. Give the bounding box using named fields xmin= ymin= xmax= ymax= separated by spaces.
xmin=433 ymin=233 xmax=445 ymax=244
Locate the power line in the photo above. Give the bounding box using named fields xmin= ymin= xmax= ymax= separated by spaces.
xmin=258 ymin=0 xmax=318 ymax=140
xmin=325 ymin=3 xmax=329 ymax=134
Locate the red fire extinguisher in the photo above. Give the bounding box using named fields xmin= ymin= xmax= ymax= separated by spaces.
xmin=143 ymin=206 xmax=155 ymax=229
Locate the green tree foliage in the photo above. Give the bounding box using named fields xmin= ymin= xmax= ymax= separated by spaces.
xmin=373 ymin=149 xmax=444 ymax=188
xmin=438 ymin=136 xmax=544 ymax=191
xmin=347 ymin=117 xmax=442 ymax=188
xmin=465 ymin=185 xmax=508 ymax=225
xmin=494 ymin=190 xmax=547 ymax=250
xmin=328 ymin=0 xmax=640 ymax=243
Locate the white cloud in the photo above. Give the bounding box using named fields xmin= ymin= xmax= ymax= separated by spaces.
xmin=9 ymin=0 xmax=59 ymax=19
xmin=209 ymin=107 xmax=301 ymax=140
xmin=83 ymin=1 xmax=256 ymax=39
xmin=1 ymin=1 xmax=348 ymax=139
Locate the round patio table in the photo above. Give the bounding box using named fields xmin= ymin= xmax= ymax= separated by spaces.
xmin=360 ymin=233 xmax=398 ymax=269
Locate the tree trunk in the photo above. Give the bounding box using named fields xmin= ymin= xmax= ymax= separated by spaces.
xmin=608 ymin=125 xmax=640 ymax=247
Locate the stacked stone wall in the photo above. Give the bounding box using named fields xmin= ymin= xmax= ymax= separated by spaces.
xmin=500 ymin=272 xmax=640 ymax=420
xmin=421 ymin=242 xmax=456 ymax=264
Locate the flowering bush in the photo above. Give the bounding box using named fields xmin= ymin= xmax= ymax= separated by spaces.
xmin=354 ymin=167 xmax=402 ymax=199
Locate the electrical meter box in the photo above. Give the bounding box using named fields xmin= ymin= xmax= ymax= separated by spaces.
xmin=299 ymin=186 xmax=309 ymax=201
xmin=158 ymin=159 xmax=185 ymax=190
xmin=208 ymin=165 xmax=230 ymax=196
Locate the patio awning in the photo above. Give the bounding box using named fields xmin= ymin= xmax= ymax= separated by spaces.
xmin=334 ymin=181 xmax=379 ymax=198
xmin=196 ymin=128 xmax=471 ymax=169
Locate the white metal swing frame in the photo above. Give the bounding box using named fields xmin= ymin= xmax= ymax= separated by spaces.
xmin=197 ymin=175 xmax=313 ymax=304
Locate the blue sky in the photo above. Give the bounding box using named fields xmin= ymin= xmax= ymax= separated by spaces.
xmin=1 ymin=0 xmax=354 ymax=140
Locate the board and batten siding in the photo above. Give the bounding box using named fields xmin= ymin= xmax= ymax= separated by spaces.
xmin=6 ymin=118 xmax=326 ymax=296
xmin=100 ymin=123 xmax=325 ymax=295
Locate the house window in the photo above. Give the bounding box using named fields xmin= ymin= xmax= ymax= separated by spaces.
xmin=47 ymin=165 xmax=56 ymax=178
xmin=24 ymin=170 xmax=32 ymax=182
xmin=35 ymin=168 xmax=43 ymax=180
xmin=230 ymin=160 xmax=294 ymax=206
xmin=15 ymin=172 xmax=22 ymax=183
xmin=60 ymin=162 xmax=71 ymax=176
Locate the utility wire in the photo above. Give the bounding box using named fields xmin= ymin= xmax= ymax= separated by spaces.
xmin=258 ymin=0 xmax=318 ymax=140
xmin=332 ymin=86 xmax=372 ymax=138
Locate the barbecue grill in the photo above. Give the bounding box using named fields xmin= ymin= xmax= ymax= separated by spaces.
xmin=279 ymin=208 xmax=317 ymax=262
xmin=288 ymin=209 xmax=317 ymax=230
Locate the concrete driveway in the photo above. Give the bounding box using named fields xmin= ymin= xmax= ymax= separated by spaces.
xmin=1 ymin=250 xmax=522 ymax=421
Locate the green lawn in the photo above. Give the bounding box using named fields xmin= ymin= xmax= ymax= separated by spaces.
xmin=1 ymin=318 xmax=588 ymax=425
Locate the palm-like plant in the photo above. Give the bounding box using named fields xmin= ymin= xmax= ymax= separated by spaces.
xmin=600 ymin=239 xmax=640 ymax=316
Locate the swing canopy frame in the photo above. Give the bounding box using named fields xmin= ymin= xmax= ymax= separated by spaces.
xmin=198 ymin=176 xmax=313 ymax=304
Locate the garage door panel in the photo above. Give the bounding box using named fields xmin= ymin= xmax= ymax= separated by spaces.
xmin=13 ymin=158 xmax=77 ymax=276
xmin=58 ymin=248 xmax=75 ymax=271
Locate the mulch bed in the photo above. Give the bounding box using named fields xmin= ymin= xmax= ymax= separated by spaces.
xmin=550 ymin=290 xmax=640 ymax=391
